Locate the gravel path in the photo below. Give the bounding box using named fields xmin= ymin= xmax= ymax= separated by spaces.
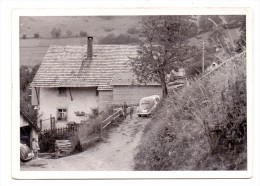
xmin=21 ymin=114 xmax=151 ymax=171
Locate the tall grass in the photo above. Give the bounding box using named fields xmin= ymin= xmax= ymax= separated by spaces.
xmin=77 ymin=105 xmax=124 ymax=150
xmin=134 ymin=52 xmax=246 ymax=170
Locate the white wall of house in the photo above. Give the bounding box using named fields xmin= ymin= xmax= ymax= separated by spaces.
xmin=38 ymin=87 xmax=98 ymax=130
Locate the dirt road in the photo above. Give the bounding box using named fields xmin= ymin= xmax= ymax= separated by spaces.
xmin=21 ymin=113 xmax=151 ymax=171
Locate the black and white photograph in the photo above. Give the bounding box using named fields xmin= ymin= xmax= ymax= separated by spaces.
xmin=17 ymin=13 xmax=248 ymax=173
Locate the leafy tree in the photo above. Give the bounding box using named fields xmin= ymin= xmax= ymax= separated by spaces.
xmin=130 ymin=16 xmax=197 ymax=98
xmin=51 ymin=28 xmax=62 ymax=38
xmin=22 ymin=33 xmax=27 ymax=39
xmin=33 ymin=32 xmax=40 ymax=38
xmin=199 ymin=15 xmax=223 ymax=33
xmin=223 ymin=15 xmax=245 ymax=29
xmin=20 ymin=64 xmax=40 ymax=123
xmin=79 ymin=31 xmax=88 ymax=37
xmin=127 ymin=27 xmax=140 ymax=35
xmin=235 ymin=16 xmax=246 ymax=53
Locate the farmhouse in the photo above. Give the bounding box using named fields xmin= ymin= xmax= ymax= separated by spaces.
xmin=31 ymin=37 xmax=162 ymax=130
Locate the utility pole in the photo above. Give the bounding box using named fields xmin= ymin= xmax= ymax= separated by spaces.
xmin=202 ymin=40 xmax=205 ymax=76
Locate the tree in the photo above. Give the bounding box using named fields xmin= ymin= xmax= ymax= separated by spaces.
xmin=51 ymin=28 xmax=62 ymax=38
xmin=79 ymin=31 xmax=88 ymax=37
xmin=199 ymin=15 xmax=223 ymax=33
xmin=223 ymin=15 xmax=245 ymax=29
xmin=235 ymin=16 xmax=246 ymax=53
xmin=22 ymin=33 xmax=27 ymax=39
xmin=33 ymin=32 xmax=40 ymax=38
xmin=130 ymin=16 xmax=197 ymax=98
xmin=20 ymin=64 xmax=40 ymax=123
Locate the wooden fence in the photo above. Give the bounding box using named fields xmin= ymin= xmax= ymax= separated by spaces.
xmin=42 ymin=125 xmax=80 ymax=134
xmin=41 ymin=108 xmax=124 ymax=138
xmin=99 ymin=108 xmax=123 ymax=139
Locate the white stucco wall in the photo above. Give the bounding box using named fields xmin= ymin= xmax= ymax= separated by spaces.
xmin=38 ymin=87 xmax=98 ymax=130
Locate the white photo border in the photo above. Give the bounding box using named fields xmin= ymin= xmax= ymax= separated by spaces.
xmin=12 ymin=7 xmax=253 ymax=179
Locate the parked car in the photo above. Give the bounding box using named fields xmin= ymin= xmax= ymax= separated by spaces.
xmin=137 ymin=95 xmax=160 ymax=117
xmin=20 ymin=143 xmax=34 ymax=162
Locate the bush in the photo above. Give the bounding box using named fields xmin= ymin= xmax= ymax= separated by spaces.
xmin=99 ymin=34 xmax=141 ymax=44
xmin=78 ymin=105 xmax=123 ymax=150
xmin=79 ymin=31 xmax=88 ymax=37
xmin=51 ymin=28 xmax=62 ymax=38
xmin=39 ymin=130 xmax=80 ymax=153
xmin=127 ymin=27 xmax=140 ymax=35
xmin=104 ymin=28 xmax=114 ymax=32
xmin=22 ymin=33 xmax=27 ymax=39
xmin=134 ymin=52 xmax=247 ymax=170
xmin=33 ymin=32 xmax=40 ymax=38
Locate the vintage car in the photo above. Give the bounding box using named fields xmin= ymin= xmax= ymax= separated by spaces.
xmin=20 ymin=143 xmax=34 ymax=162
xmin=137 ymin=95 xmax=160 ymax=117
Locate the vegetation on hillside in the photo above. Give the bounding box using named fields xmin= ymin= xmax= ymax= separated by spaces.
xmin=20 ymin=64 xmax=40 ymax=123
xmin=99 ymin=33 xmax=141 ymax=44
xmin=133 ymin=15 xmax=247 ymax=170
xmin=134 ymin=52 xmax=246 ymax=170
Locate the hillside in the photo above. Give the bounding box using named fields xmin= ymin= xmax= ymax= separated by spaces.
xmin=20 ymin=16 xmax=141 ymax=66
xmin=20 ymin=16 xmax=141 ymax=39
xmin=134 ymin=52 xmax=247 ymax=170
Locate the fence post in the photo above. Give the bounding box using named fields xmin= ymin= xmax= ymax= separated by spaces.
xmin=100 ymin=122 xmax=102 ymax=140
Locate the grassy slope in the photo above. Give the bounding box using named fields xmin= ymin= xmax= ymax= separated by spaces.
xmin=20 ymin=16 xmax=141 ymax=66
xmin=134 ymin=52 xmax=246 ymax=170
xmin=20 ymin=16 xmax=141 ymax=39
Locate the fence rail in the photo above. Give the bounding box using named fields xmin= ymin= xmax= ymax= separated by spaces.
xmin=99 ymin=108 xmax=123 ymax=139
xmin=41 ymin=108 xmax=124 ymax=138
xmin=41 ymin=125 xmax=80 ymax=134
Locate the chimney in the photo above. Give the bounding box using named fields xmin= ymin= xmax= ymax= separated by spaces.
xmin=87 ymin=36 xmax=93 ymax=58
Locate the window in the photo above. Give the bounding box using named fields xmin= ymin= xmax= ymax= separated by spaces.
xmin=57 ymin=109 xmax=67 ymax=121
xmin=58 ymin=87 xmax=67 ymax=96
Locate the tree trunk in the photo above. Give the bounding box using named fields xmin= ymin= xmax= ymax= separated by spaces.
xmin=158 ymin=68 xmax=168 ymax=98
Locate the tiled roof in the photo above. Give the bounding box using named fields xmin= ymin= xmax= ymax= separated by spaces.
xmin=111 ymin=72 xmax=160 ymax=86
xmin=31 ymin=45 xmax=139 ymax=90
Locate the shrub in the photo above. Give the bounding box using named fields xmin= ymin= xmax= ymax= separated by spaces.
xmin=127 ymin=27 xmax=140 ymax=35
xmin=22 ymin=33 xmax=26 ymax=39
xmin=134 ymin=52 xmax=246 ymax=170
xmin=33 ymin=32 xmax=40 ymax=38
xmin=51 ymin=28 xmax=62 ymax=38
xmin=104 ymin=27 xmax=114 ymax=32
xmin=79 ymin=31 xmax=88 ymax=37
xmin=39 ymin=130 xmax=80 ymax=153
xmin=78 ymin=105 xmax=123 ymax=150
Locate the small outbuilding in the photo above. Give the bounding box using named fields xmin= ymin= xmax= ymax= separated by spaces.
xmin=20 ymin=110 xmax=40 ymax=148
xmin=111 ymin=73 xmax=162 ymax=105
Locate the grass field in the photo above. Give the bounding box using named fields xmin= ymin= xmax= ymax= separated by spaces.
xmin=20 ymin=16 xmax=141 ymax=39
xmin=20 ymin=16 xmax=141 ymax=66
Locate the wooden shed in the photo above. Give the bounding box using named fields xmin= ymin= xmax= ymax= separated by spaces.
xmin=111 ymin=73 xmax=162 ymax=105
